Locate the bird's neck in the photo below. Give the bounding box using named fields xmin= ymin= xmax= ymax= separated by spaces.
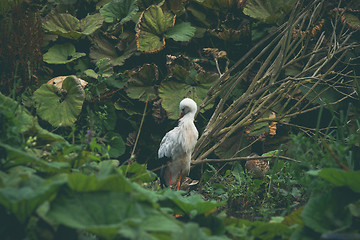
xmin=179 ymin=113 xmax=195 ymax=125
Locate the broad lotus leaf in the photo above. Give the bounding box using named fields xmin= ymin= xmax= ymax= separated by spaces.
xmin=301 ymin=188 xmax=356 ymax=233
xmin=159 ymin=190 xmax=224 ymax=215
xmin=0 ymin=172 xmax=65 ymax=223
xmin=43 ymin=12 xmax=104 ymax=40
xmin=100 ymin=0 xmax=138 ymax=24
xmin=125 ymin=64 xmax=158 ymax=102
xmin=67 ymin=171 xmax=133 ymax=192
xmin=243 ymin=0 xmax=296 ymax=24
xmin=80 ymin=13 xmax=106 ymax=35
xmin=159 ymin=71 xmax=218 ymax=119
xmin=105 ymin=132 xmax=126 ymax=158
xmin=165 ymin=21 xmax=196 ymax=42
xmin=43 ymin=43 xmax=86 ymax=64
xmin=118 ymin=162 xmax=156 ymax=183
xmin=90 ymin=34 xmax=136 ymax=66
xmin=318 ymin=168 xmax=360 ymax=193
xmin=0 ymin=93 xmax=65 ymax=143
xmin=0 ymin=142 xmax=69 ymax=171
xmin=45 ymin=190 xmax=178 ymax=240
xmin=33 ymin=76 xmax=85 ymax=127
xmin=136 ymin=5 xmax=175 ymax=53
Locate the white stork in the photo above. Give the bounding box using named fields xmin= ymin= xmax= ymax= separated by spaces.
xmin=158 ymin=98 xmax=199 ymax=190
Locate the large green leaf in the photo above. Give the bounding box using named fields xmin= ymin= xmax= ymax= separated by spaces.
xmin=0 ymin=172 xmax=65 ymax=223
xmin=105 ymin=132 xmax=126 ymax=158
xmin=301 ymin=188 xmax=357 ymax=233
xmin=46 ymin=190 xmax=180 ymax=240
xmin=0 ymin=93 xmax=65 ymax=143
xmin=318 ymin=168 xmax=360 ymax=193
xmin=100 ymin=0 xmax=138 ymax=24
xmin=67 ymin=172 xmax=133 ymax=193
xmin=136 ymin=5 xmax=175 ymax=53
xmin=119 ymin=162 xmax=156 ymax=183
xmin=159 ymin=68 xmax=218 ymax=119
xmin=125 ymin=64 xmax=158 ymax=102
xmin=0 ymin=143 xmax=69 ymax=171
xmin=43 ymin=43 xmax=86 ymax=64
xmin=159 ymin=190 xmax=224 ymax=216
xmin=33 ymin=76 xmax=85 ymax=127
xmin=90 ymin=33 xmax=136 ymax=66
xmin=165 ymin=21 xmax=196 ymax=41
xmin=243 ymin=0 xmax=296 ymax=24
xmin=80 ymin=13 xmax=106 ymax=35
xmin=43 ymin=12 xmax=104 ymax=40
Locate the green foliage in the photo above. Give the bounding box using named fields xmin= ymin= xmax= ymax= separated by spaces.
xmin=43 ymin=43 xmax=86 ymax=64
xmin=136 ymin=5 xmax=175 ymax=53
xmin=105 ymin=132 xmax=125 ymax=158
xmin=100 ymin=0 xmax=138 ymax=24
xmin=318 ymin=168 xmax=360 ymax=193
xmin=43 ymin=12 xmax=104 ymax=40
xmin=301 ymin=187 xmax=356 ymax=233
xmin=89 ymin=33 xmax=137 ymax=66
xmin=243 ymin=0 xmax=297 ymax=24
xmin=0 ymin=93 xmax=65 ymax=143
xmin=126 ymin=64 xmax=158 ymax=102
xmin=0 ymin=170 xmax=65 ymax=223
xmin=33 ymin=76 xmax=85 ymax=127
xmin=165 ymin=21 xmax=196 ymax=42
xmin=159 ymin=68 xmax=218 ymax=119
xmin=225 ymin=217 xmax=293 ymax=240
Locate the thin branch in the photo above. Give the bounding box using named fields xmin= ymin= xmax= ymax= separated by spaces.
xmin=192 ymin=155 xmax=301 ymax=165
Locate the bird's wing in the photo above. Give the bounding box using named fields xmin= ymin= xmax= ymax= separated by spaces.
xmin=158 ymin=127 xmax=179 ymax=159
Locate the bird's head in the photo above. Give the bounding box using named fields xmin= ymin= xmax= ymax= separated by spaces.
xmin=179 ymin=98 xmax=197 ymax=119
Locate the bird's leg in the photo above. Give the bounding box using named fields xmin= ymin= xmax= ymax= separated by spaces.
xmin=169 ymin=171 xmax=173 ymax=189
xmin=176 ymin=171 xmax=182 ymax=191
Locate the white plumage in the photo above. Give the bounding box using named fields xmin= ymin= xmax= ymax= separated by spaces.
xmin=158 ymin=98 xmax=199 ymax=189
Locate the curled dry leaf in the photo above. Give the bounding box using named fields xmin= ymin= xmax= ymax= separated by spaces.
xmin=47 ymin=76 xmax=88 ymax=89
xmin=202 ymin=48 xmax=227 ymax=59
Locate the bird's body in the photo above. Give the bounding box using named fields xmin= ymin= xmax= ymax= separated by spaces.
xmin=158 ymin=98 xmax=198 ymax=189
xmin=245 ymin=153 xmax=270 ymax=178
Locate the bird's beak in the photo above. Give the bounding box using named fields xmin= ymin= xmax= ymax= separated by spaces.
xmin=179 ymin=112 xmax=185 ymax=119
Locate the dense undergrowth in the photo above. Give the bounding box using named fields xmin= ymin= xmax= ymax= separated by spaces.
xmin=1 ymin=0 xmax=360 ymax=239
